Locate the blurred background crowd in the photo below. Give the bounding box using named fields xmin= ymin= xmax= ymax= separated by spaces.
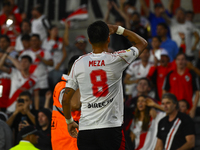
xmin=0 ymin=0 xmax=200 ymax=150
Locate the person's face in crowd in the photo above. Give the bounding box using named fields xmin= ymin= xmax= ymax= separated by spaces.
xmin=186 ymin=13 xmax=194 ymax=22
xmin=137 ymin=79 xmax=150 ymax=95
xmin=38 ymin=112 xmax=49 ymax=128
xmin=123 ymin=4 xmax=136 ymax=19
xmin=151 ymin=37 xmax=161 ymax=49
xmin=21 ymin=22 xmax=31 ymax=34
xmin=31 ymin=9 xmax=39 ymax=19
xmin=50 ymin=27 xmax=58 ymax=38
xmin=176 ymin=9 xmax=186 ymax=23
xmin=156 ymin=25 xmax=167 ymax=37
xmin=137 ymin=96 xmax=146 ymax=111
xmin=176 ymin=54 xmax=187 ymax=70
xmin=28 ymin=134 xmax=39 ymax=145
xmin=160 ymin=55 xmax=169 ymax=67
xmin=75 ymin=41 xmax=87 ymax=52
xmin=179 ymin=101 xmax=188 ymax=114
xmin=0 ymin=38 xmax=10 ymax=51
xmin=20 ymin=58 xmax=31 ymax=71
xmin=131 ymin=14 xmax=140 ymax=26
xmin=154 ymin=6 xmax=163 ymax=17
xmin=162 ymin=98 xmax=177 ymax=115
xmin=22 ymin=40 xmax=30 ymax=50
xmin=18 ymin=95 xmax=32 ymax=109
xmin=30 ymin=36 xmax=40 ymax=49
xmin=139 ymin=48 xmax=150 ymax=62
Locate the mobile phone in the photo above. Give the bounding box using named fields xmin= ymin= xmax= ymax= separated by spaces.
xmin=0 ymin=85 xmax=3 ymax=98
xmin=6 ymin=19 xmax=13 ymax=27
xmin=18 ymin=98 xmax=24 ymax=103
xmin=21 ymin=116 xmax=27 ymax=124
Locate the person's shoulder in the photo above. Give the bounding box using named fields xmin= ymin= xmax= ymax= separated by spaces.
xmin=73 ymin=53 xmax=92 ymax=64
xmin=158 ymin=115 xmax=168 ymax=124
xmin=178 ymin=112 xmax=192 ymax=121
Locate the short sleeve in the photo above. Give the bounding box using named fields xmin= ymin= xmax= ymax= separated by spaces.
xmin=182 ymin=116 xmax=195 ymax=136
xmin=65 ymin=62 xmax=78 ymax=90
xmin=116 ymin=46 xmax=139 ymax=65
xmin=157 ymin=120 xmax=162 ymax=139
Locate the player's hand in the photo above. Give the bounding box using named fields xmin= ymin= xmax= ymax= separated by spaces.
xmin=107 ymin=24 xmax=118 ymax=35
xmin=68 ymin=121 xmax=79 ymax=138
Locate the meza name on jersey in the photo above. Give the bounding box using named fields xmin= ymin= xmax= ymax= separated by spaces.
xmin=89 ymin=60 xmax=105 ymax=67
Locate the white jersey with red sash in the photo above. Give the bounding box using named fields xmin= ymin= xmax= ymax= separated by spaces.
xmin=20 ymin=49 xmax=52 ymax=89
xmin=7 ymin=68 xmax=37 ymax=113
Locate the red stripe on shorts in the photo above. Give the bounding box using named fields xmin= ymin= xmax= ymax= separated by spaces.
xmin=118 ymin=130 xmax=125 ymax=150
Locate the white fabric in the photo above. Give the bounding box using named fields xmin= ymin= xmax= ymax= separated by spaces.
xmin=20 ymin=49 xmax=52 ymax=89
xmin=31 ymin=15 xmax=50 ymax=41
xmin=170 ymin=19 xmax=196 ymax=56
xmin=66 ymin=47 xmax=139 ymax=130
xmin=125 ymin=60 xmax=154 ymax=96
xmin=42 ymin=38 xmax=64 ymax=71
xmin=15 ymin=35 xmax=24 ymax=52
xmin=7 ymin=68 xmax=36 ymax=113
xmin=130 ymin=112 xmax=166 ymax=150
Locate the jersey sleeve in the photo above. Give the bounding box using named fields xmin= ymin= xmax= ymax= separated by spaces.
xmin=65 ymin=62 xmax=79 ymax=90
xmin=116 ymin=46 xmax=139 ymax=67
xmin=157 ymin=119 xmax=163 ymax=139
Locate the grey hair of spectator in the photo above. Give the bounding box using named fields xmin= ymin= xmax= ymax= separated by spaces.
xmin=176 ymin=7 xmax=186 ymax=14
xmin=162 ymin=93 xmax=179 ymax=109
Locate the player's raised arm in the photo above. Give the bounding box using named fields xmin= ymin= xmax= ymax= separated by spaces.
xmin=108 ymin=24 xmax=148 ymax=56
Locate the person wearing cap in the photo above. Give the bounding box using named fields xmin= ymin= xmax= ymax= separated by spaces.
xmin=140 ymin=0 xmax=172 ymax=37
xmin=147 ymin=49 xmax=176 ymax=102
xmin=63 ymin=23 xmax=87 ymax=69
xmin=51 ymin=55 xmax=81 ymax=150
xmin=10 ymin=126 xmax=39 ymax=150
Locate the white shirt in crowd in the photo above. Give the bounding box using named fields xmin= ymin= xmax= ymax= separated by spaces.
xmin=125 ymin=59 xmax=154 ymax=96
xmin=66 ymin=47 xmax=139 ymax=131
xmin=31 ymin=15 xmax=50 ymax=41
xmin=7 ymin=68 xmax=37 ymax=113
xmin=170 ymin=18 xmax=196 ymax=57
xmin=42 ymin=37 xmax=64 ymax=71
xmin=130 ymin=112 xmax=166 ymax=150
xmin=20 ymin=49 xmax=52 ymax=89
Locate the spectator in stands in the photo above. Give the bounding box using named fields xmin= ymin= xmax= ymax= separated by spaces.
xmin=10 ymin=126 xmax=39 ymax=150
xmin=104 ymin=1 xmax=132 ymax=51
xmin=149 ymin=36 xmax=162 ymax=63
xmin=124 ymin=78 xmax=154 ymax=132
xmin=31 ymin=5 xmax=51 ymax=41
xmin=15 ymin=19 xmax=31 ymax=52
xmin=186 ymin=10 xmax=194 ymax=22
xmin=35 ymin=109 xmax=52 ymax=150
xmin=147 ymin=49 xmax=175 ymax=102
xmin=0 ymin=119 xmax=12 ymax=150
xmin=155 ymin=93 xmax=195 ymax=150
xmin=63 ymin=23 xmax=87 ymax=67
xmin=163 ymin=8 xmax=200 ymax=61
xmin=130 ymin=12 xmax=148 ymax=40
xmin=42 ymin=25 xmax=67 ymax=88
xmin=124 ymin=48 xmax=154 ymax=98
xmin=0 ymin=1 xmax=22 ymax=27
xmin=156 ymin=23 xmax=179 ymax=61
xmin=20 ymin=34 xmax=31 ymax=51
xmin=140 ymin=0 xmax=172 ymax=37
xmin=163 ymin=53 xmax=200 ymax=118
xmin=179 ymin=99 xmax=190 ymax=114
xmin=6 ymin=91 xmax=36 ymax=144
xmin=0 ymin=51 xmax=36 ymax=113
xmin=129 ymin=96 xmax=165 ymax=150
xmin=20 ymin=34 xmax=53 ymax=110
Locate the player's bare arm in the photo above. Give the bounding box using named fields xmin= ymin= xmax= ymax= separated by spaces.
xmin=108 ymin=24 xmax=148 ymax=56
xmin=62 ymin=87 xmax=79 ymax=138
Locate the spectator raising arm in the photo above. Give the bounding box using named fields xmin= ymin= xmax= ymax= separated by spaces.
xmin=36 ymin=53 xmax=53 ymax=66
xmin=0 ymin=53 xmax=11 ymax=74
xmin=63 ymin=22 xmax=69 ymax=46
xmin=168 ymin=0 xmax=175 ymax=14
xmin=140 ymin=0 xmax=150 ymax=17
xmin=192 ymin=31 xmax=200 ymax=51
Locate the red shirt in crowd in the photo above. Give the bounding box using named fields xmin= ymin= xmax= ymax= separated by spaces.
xmin=147 ymin=62 xmax=176 ymax=101
xmin=163 ymin=68 xmax=199 ymax=108
xmin=0 ymin=13 xmax=22 ymax=26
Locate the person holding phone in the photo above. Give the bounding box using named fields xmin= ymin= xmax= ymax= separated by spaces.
xmin=6 ymin=91 xmax=36 ymax=145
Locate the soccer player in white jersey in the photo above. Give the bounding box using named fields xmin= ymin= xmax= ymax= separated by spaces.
xmin=62 ymin=21 xmax=147 ymax=150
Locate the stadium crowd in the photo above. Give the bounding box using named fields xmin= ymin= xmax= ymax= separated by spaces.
xmin=0 ymin=0 xmax=200 ymax=150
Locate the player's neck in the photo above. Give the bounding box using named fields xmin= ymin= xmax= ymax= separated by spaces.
xmin=177 ymin=67 xmax=186 ymax=75
xmin=21 ymin=70 xmax=30 ymax=78
xmin=92 ymin=44 xmax=108 ymax=54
